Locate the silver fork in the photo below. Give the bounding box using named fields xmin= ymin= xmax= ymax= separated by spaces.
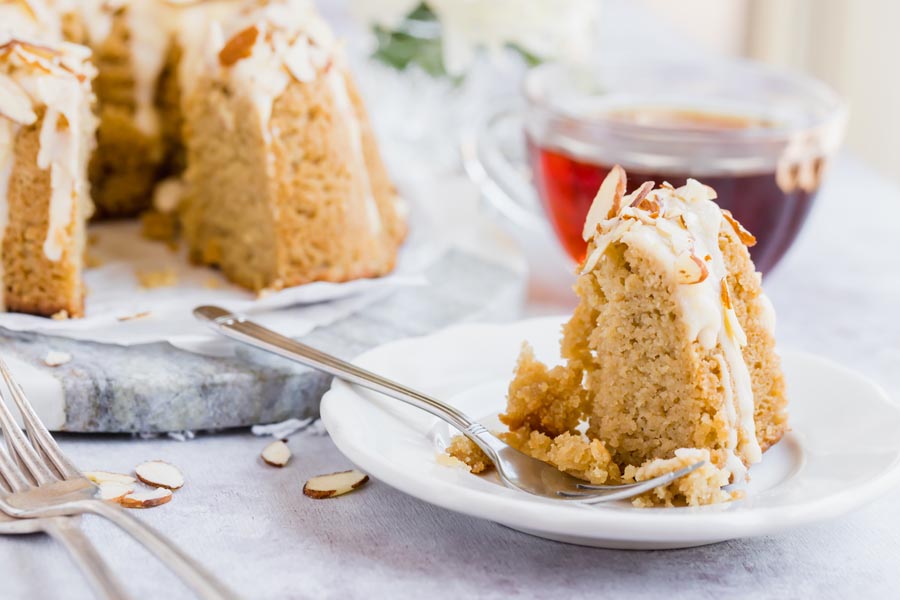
xmin=194 ymin=306 xmax=704 ymax=504
xmin=0 ymin=505 xmax=129 ymax=599
xmin=0 ymin=357 xmax=239 ymax=600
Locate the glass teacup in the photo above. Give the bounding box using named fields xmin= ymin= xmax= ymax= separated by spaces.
xmin=465 ymin=55 xmax=846 ymax=274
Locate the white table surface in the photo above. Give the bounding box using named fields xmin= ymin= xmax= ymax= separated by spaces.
xmin=2 ymin=156 xmax=899 ymax=599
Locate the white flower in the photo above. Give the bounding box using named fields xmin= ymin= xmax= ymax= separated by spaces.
xmin=354 ymin=0 xmax=598 ymax=76
xmin=427 ymin=0 xmax=598 ymax=76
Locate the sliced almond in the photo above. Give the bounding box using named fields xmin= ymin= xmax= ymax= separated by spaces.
xmin=219 ymin=25 xmax=259 ymax=67
xmin=0 ymin=73 xmax=37 ymax=125
xmin=43 ymin=350 xmax=72 ymax=367
xmin=721 ymin=210 xmax=757 ymax=247
xmin=720 ymin=279 xmax=733 ymax=310
xmin=85 ymin=471 xmax=137 ymax=486
xmin=283 ymin=38 xmax=316 ymax=82
xmin=135 ymin=460 xmax=184 ymax=490
xmin=582 ymin=165 xmax=626 ymax=241
xmin=261 ymin=439 xmax=291 ymax=467
xmin=14 ymin=0 xmax=38 ymax=20
xmin=303 ymin=469 xmax=369 ymax=499
xmin=628 ymin=181 xmax=655 ymax=209
xmin=119 ymin=488 xmax=173 ymax=509
xmin=96 ymin=482 xmax=134 ymax=502
xmin=674 ymin=250 xmax=709 ymax=284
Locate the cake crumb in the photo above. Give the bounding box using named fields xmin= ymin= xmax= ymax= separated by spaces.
xmin=50 ymin=310 xmax=69 ymax=320
xmin=624 ymin=448 xmax=737 ymax=508
xmin=141 ymin=209 xmax=180 ymax=244
xmin=435 ymin=452 xmax=470 ymax=470
xmin=43 ymin=350 xmax=72 ymax=367
xmin=85 ymin=252 xmax=105 ymax=268
xmin=136 ymin=267 xmax=178 ymax=289
xmin=446 ymin=435 xmax=492 ymax=474
xmin=444 ymin=434 xmax=737 ymax=506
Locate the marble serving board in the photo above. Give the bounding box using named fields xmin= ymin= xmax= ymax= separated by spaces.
xmin=0 ymin=247 xmax=526 ymax=433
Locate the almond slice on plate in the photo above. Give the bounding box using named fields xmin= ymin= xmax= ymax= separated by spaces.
xmin=85 ymin=471 xmax=137 ymax=486
xmin=119 ymin=488 xmax=173 ymax=509
xmin=135 ymin=461 xmax=184 ymax=490
xmin=261 ymin=439 xmax=291 ymax=467
xmin=303 ymin=469 xmax=369 ymax=499
xmin=96 ymin=482 xmax=134 ymax=502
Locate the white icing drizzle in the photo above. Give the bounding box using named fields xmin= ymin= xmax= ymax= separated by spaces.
xmin=65 ymin=0 xmax=179 ymax=135
xmin=1 ymin=37 xmax=97 ymax=264
xmin=0 ymin=0 xmax=61 ymax=39
xmin=326 ymin=68 xmax=381 ymax=235
xmin=183 ymin=0 xmax=381 ymax=234
xmin=583 ymin=177 xmax=764 ymax=477
xmin=756 ymin=292 xmax=776 ymax=336
xmin=227 ymin=22 xmax=290 ymax=145
xmin=127 ymin=1 xmax=180 ymax=135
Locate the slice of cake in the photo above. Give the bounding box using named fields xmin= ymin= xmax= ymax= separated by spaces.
xmin=58 ymin=0 xmax=180 ymax=218
xmin=0 ymin=36 xmax=97 ymax=316
xmin=449 ymin=167 xmax=788 ymax=506
xmin=179 ymin=0 xmax=405 ymax=291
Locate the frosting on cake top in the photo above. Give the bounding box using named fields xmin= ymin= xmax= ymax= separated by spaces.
xmin=581 ymin=167 xmax=769 ymax=480
xmin=0 ymin=0 xmax=63 ymax=40
xmin=182 ymin=0 xmax=382 ymax=234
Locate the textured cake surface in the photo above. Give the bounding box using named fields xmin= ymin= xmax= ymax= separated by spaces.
xmin=449 ymin=168 xmax=788 ymax=506
xmin=180 ymin=0 xmax=405 ymax=291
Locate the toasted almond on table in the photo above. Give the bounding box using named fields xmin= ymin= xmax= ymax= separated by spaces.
xmin=261 ymin=439 xmax=291 ymax=467
xmin=85 ymin=471 xmax=136 ymax=486
xmin=119 ymin=488 xmax=173 ymax=509
xmin=303 ymin=470 xmax=369 ymax=499
xmin=96 ymin=482 xmax=134 ymax=502
xmin=43 ymin=350 xmax=72 ymax=367
xmin=135 ymin=461 xmax=184 ymax=490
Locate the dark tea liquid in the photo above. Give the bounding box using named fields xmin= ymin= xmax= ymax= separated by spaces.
xmin=526 ymin=110 xmax=818 ymax=273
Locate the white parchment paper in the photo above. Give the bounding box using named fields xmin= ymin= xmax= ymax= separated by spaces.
xmin=0 ymin=208 xmax=440 ymax=351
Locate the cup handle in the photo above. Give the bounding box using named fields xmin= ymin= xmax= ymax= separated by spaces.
xmin=461 ymin=104 xmax=547 ymax=232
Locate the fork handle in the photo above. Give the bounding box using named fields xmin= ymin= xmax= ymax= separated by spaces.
xmin=46 ymin=517 xmax=132 ymax=600
xmin=194 ymin=306 xmax=477 ymax=433
xmin=84 ymin=500 xmax=239 ymax=600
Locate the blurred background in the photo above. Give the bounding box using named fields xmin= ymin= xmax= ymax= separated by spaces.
xmin=328 ymin=0 xmax=896 ymax=183
xmin=640 ymin=0 xmax=898 ymax=184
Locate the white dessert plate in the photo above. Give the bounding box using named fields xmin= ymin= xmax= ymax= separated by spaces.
xmin=320 ymin=316 xmax=900 ymax=549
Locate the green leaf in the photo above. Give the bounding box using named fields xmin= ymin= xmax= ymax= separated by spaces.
xmin=507 ymin=43 xmax=543 ymax=68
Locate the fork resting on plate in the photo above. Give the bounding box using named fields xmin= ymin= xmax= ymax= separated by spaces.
xmin=195 ymin=305 xmax=704 ymax=505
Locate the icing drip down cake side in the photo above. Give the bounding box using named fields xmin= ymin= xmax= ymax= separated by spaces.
xmin=0 ymin=0 xmax=406 ymax=317
xmin=449 ymin=166 xmax=789 ymax=507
